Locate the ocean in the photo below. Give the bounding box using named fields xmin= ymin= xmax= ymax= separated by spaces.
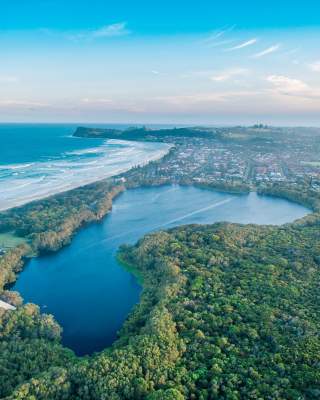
xmin=0 ymin=124 xmax=171 ymax=211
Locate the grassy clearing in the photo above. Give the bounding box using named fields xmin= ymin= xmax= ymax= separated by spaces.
xmin=0 ymin=232 xmax=28 ymax=250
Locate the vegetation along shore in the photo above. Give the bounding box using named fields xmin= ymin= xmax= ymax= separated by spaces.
xmin=0 ymin=125 xmax=320 ymax=399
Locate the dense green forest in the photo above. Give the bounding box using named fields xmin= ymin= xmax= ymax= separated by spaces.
xmin=0 ymin=181 xmax=124 ymax=250
xmin=0 ymin=165 xmax=320 ymax=398
xmin=1 ymin=213 xmax=320 ymax=399
xmin=258 ymin=183 xmax=320 ymax=212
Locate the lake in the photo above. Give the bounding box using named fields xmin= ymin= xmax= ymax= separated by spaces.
xmin=13 ymin=185 xmax=310 ymax=355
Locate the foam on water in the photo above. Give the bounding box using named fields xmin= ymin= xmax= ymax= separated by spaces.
xmin=0 ymin=139 xmax=171 ymax=211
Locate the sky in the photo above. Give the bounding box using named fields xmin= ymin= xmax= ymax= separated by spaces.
xmin=1 ymin=0 xmax=320 ymax=125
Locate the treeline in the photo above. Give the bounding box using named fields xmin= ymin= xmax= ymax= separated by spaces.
xmin=258 ymin=183 xmax=320 ymax=212
xmin=0 ymin=244 xmax=30 ymax=290
xmin=193 ymin=181 xmax=250 ymax=194
xmin=0 ymin=180 xmax=124 ymax=252
xmin=0 ymin=180 xmax=124 ymax=293
xmin=3 ymin=213 xmax=320 ymax=399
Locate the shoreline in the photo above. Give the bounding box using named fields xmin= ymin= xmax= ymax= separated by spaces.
xmin=116 ymin=252 xmax=144 ymax=285
xmin=0 ymin=134 xmax=318 ymax=355
xmin=8 ymin=184 xmax=312 ymax=353
xmin=0 ymin=141 xmax=172 ymax=212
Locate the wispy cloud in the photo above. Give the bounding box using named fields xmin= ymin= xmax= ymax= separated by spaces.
xmin=266 ymin=74 xmax=320 ymax=101
xmin=66 ymin=22 xmax=130 ymax=41
xmin=267 ymin=75 xmax=308 ymax=92
xmin=225 ymin=38 xmax=257 ymax=51
xmin=203 ymin=25 xmax=236 ymax=44
xmin=210 ymin=68 xmax=248 ymax=82
xmin=252 ymin=44 xmax=281 ymax=58
xmin=91 ymin=22 xmax=130 ymax=38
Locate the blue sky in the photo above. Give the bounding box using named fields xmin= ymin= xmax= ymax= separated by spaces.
xmin=1 ymin=1 xmax=320 ymax=125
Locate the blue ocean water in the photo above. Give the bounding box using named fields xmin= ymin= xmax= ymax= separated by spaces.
xmin=0 ymin=124 xmax=96 ymax=165
xmin=0 ymin=124 xmax=170 ymax=210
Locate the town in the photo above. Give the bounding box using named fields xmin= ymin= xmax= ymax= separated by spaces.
xmin=121 ymin=126 xmax=320 ymax=192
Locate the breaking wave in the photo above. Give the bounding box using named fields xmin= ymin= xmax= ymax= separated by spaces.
xmin=0 ymin=139 xmax=171 ymax=211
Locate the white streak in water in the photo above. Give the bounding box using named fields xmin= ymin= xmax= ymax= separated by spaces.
xmin=74 ymin=197 xmax=234 ymax=255
xmin=155 ymin=198 xmax=233 ymax=227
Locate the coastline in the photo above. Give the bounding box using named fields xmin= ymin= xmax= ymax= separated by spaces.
xmin=0 ymin=130 xmax=319 ymax=361
xmin=0 ymin=139 xmax=172 ymax=212
xmin=1 ymin=151 xmax=319 ymax=400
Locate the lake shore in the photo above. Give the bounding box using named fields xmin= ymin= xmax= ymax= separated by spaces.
xmin=11 ymin=185 xmax=310 ymax=354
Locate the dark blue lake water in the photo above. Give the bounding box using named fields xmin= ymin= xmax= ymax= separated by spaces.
xmin=13 ymin=185 xmax=310 ymax=355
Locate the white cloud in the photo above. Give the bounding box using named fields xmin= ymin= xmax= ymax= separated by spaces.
xmin=91 ymin=22 xmax=130 ymax=38
xmin=266 ymin=75 xmax=320 ymax=101
xmin=225 ymin=38 xmax=257 ymax=51
xmin=309 ymin=61 xmax=320 ymax=72
xmin=66 ymin=22 xmax=130 ymax=41
xmin=252 ymin=44 xmax=281 ymax=58
xmin=210 ymin=68 xmax=248 ymax=82
xmin=203 ymin=25 xmax=236 ymax=44
xmin=267 ymin=75 xmax=308 ymax=92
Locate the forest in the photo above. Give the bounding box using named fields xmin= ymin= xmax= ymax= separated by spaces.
xmin=0 ymin=162 xmax=320 ymax=398
xmin=1 ymin=211 xmax=320 ymax=399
